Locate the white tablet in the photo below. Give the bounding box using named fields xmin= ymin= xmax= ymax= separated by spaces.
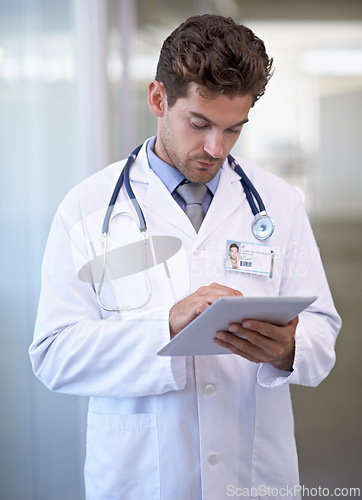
xmin=157 ymin=295 xmax=317 ymax=356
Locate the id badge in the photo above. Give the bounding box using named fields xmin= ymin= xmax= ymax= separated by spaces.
xmin=225 ymin=240 xmax=274 ymax=278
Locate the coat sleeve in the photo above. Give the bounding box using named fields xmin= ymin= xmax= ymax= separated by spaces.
xmin=257 ymin=188 xmax=341 ymax=388
xmin=29 ymin=194 xmax=186 ymax=398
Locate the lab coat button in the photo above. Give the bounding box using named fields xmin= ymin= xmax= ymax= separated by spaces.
xmin=208 ymin=453 xmax=219 ymax=465
xmin=204 ymin=383 xmax=216 ymax=396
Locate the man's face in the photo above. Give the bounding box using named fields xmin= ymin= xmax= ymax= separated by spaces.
xmin=154 ymin=82 xmax=253 ymax=183
xmin=230 ymin=246 xmax=238 ymax=259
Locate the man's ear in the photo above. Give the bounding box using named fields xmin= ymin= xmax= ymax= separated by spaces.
xmin=148 ymin=80 xmax=167 ymax=117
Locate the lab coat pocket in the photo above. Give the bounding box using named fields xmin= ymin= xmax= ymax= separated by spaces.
xmin=85 ymin=412 xmax=160 ymax=500
xmin=250 ymin=385 xmax=299 ymax=498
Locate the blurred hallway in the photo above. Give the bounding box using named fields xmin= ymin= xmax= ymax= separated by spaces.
xmin=291 ymin=221 xmax=362 ymax=493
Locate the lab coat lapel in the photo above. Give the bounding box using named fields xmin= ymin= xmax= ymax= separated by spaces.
xmin=144 ymin=171 xmax=197 ymax=237
xmin=196 ymin=163 xmax=244 ymax=245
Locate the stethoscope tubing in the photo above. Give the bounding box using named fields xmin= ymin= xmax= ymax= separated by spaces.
xmin=227 ymin=154 xmax=266 ymax=215
xmin=102 ymin=144 xmax=144 ymax=235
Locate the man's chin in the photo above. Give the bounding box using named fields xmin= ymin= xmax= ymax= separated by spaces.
xmin=185 ymin=164 xmax=222 ymax=183
xmin=185 ymin=171 xmax=218 ymax=184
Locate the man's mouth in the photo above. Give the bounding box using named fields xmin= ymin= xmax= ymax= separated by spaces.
xmin=196 ymin=159 xmax=221 ymax=169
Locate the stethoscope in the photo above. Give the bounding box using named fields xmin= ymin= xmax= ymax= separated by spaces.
xmin=97 ymin=144 xmax=274 ymax=313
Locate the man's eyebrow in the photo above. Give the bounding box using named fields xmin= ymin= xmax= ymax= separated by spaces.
xmin=190 ymin=111 xmax=249 ymax=128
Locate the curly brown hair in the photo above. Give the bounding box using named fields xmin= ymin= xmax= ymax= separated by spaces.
xmin=155 ymin=14 xmax=273 ymax=107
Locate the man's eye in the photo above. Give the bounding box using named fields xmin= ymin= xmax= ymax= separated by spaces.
xmin=227 ymin=127 xmax=242 ymax=135
xmin=191 ymin=122 xmax=207 ymax=130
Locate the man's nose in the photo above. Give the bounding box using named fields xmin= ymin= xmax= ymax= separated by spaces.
xmin=203 ymin=131 xmax=223 ymax=159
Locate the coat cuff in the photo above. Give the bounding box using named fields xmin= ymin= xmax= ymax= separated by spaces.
xmin=257 ymin=363 xmax=293 ymax=388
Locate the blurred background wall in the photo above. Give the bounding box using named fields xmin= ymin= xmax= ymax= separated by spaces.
xmin=0 ymin=0 xmax=361 ymax=498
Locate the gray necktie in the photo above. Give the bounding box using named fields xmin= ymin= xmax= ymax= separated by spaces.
xmin=175 ymin=182 xmax=208 ymax=232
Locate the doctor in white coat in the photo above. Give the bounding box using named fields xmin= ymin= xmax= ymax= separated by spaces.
xmin=29 ymin=14 xmax=341 ymax=500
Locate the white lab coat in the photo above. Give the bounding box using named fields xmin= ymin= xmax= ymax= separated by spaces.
xmin=29 ymin=140 xmax=341 ymax=500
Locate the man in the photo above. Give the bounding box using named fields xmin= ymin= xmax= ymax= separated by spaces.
xmin=29 ymin=14 xmax=341 ymax=500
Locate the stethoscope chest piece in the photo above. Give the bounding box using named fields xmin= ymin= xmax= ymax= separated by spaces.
xmin=228 ymin=154 xmax=274 ymax=241
xmin=252 ymin=211 xmax=275 ymax=240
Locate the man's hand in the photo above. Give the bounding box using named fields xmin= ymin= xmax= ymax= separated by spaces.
xmin=214 ymin=316 xmax=298 ymax=371
xmin=169 ymin=283 xmax=242 ymax=338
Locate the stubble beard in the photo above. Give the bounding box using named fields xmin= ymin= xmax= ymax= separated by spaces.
xmin=160 ymin=134 xmax=224 ymax=184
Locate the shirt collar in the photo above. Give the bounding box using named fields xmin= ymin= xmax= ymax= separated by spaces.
xmin=146 ymin=136 xmax=220 ymax=195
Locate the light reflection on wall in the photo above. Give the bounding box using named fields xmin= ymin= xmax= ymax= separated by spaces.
xmin=0 ymin=39 xmax=75 ymax=83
